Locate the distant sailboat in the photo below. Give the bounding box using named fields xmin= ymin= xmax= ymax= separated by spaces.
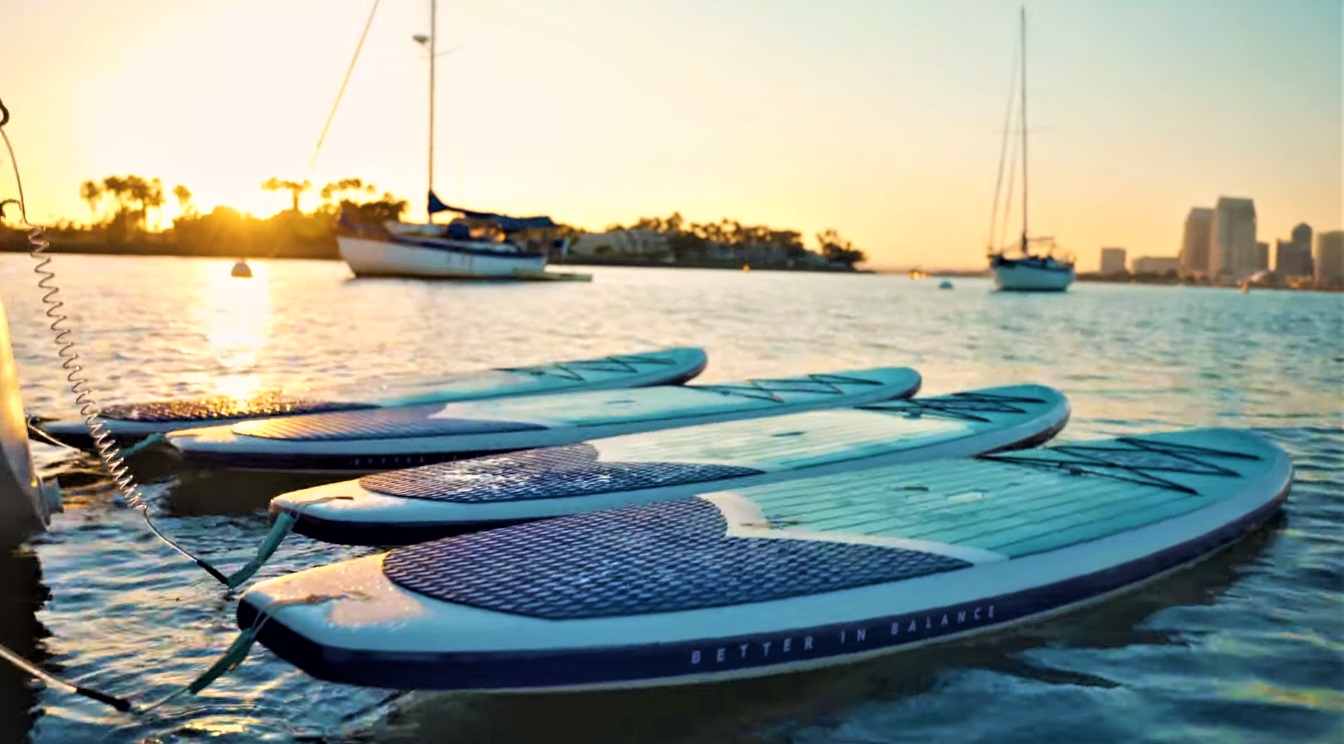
xmin=986 ymin=6 xmax=1075 ymax=293
xmin=335 ymin=0 xmax=563 ymax=280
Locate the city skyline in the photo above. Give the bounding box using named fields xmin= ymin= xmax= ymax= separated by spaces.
xmin=1112 ymin=204 xmax=1338 ymax=284
xmin=1 ymin=0 xmax=1340 ymax=272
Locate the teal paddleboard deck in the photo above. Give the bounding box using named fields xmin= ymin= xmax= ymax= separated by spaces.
xmin=28 ymin=346 xmax=708 ymax=450
xmin=238 ymin=428 xmax=1291 ymax=693
xmin=270 ymin=384 xmax=1069 ymax=545
xmin=167 ymin=366 xmax=923 ymax=473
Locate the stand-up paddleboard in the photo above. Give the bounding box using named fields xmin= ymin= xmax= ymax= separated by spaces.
xmin=238 ymin=428 xmax=1291 ymax=693
xmin=166 ymin=367 xmax=923 ymax=474
xmin=28 ymin=347 xmax=709 ymax=451
xmin=0 ymin=292 xmax=62 ymax=545
xmin=271 ymin=384 xmax=1070 ymax=546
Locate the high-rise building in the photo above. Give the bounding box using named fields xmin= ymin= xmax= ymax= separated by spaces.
xmin=1100 ymin=247 xmax=1127 ymax=275
xmin=1275 ymin=223 xmax=1314 ymax=277
xmin=1289 ymin=223 xmax=1314 ymax=276
xmin=1255 ymin=241 xmax=1270 ymax=272
xmin=1179 ymin=207 xmax=1214 ymax=277
xmin=1316 ymin=230 xmax=1344 ymax=286
xmin=1210 ymin=197 xmax=1257 ymax=278
xmin=1275 ymin=239 xmax=1313 ymax=276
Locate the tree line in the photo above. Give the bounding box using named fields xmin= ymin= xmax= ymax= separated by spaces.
xmin=4 ymin=179 xmax=868 ymax=268
xmin=2 ymin=175 xmax=410 ymax=259
xmin=601 ymin=212 xmax=867 ymax=268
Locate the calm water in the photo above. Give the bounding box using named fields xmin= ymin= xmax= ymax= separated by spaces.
xmin=0 ymin=254 xmax=1339 ymax=743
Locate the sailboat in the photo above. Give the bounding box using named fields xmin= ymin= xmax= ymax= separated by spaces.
xmin=986 ymin=6 xmax=1075 ymax=293
xmin=336 ymin=1 xmax=564 ymax=280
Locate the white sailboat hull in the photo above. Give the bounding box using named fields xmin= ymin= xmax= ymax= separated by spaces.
xmin=338 ymin=236 xmax=548 ymax=280
xmin=991 ymin=261 xmax=1075 ymax=292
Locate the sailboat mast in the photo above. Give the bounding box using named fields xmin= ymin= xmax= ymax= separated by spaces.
xmin=1019 ymin=5 xmax=1028 ymax=253
xmin=428 ymin=0 xmax=437 ymax=220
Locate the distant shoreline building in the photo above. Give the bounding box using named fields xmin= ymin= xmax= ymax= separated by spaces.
xmin=1100 ymin=247 xmax=1127 ymax=275
xmin=1209 ymin=197 xmax=1257 ymax=279
xmin=1317 ymin=230 xmax=1344 ymax=287
xmin=1132 ymin=256 xmax=1179 ymax=275
xmin=569 ymin=229 xmax=670 ymax=259
xmin=1275 ymin=223 xmax=1314 ymax=277
xmin=1179 ymin=207 xmax=1214 ymax=278
xmin=1275 ymin=239 xmax=1309 ymax=276
xmin=1292 ymin=223 xmax=1313 ymax=250
xmin=1255 ymin=241 xmax=1270 ymax=272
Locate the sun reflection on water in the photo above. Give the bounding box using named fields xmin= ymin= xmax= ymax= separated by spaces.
xmin=192 ymin=260 xmax=274 ymax=401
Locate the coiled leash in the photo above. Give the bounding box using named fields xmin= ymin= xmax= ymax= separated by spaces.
xmin=0 ymin=93 xmax=345 ymax=713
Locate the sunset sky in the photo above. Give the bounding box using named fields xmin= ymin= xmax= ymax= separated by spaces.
xmin=1 ymin=0 xmax=1339 ymax=271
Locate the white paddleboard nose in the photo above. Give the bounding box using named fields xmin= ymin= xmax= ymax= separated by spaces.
xmin=0 ymin=290 xmax=60 ymax=537
xmin=39 ymin=477 xmax=63 ymax=516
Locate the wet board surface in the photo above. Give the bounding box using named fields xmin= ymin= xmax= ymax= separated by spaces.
xmin=28 ymin=346 xmax=708 ymax=449
xmin=167 ymin=367 xmax=923 ymax=473
xmin=239 ymin=428 xmax=1292 ymax=692
xmin=269 ymin=385 xmax=1070 ymax=545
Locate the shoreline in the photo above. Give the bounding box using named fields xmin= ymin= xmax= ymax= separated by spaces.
xmin=874 ymin=270 xmax=1340 ymax=293
xmin=0 ymin=239 xmax=336 ymax=262
xmin=0 ymin=241 xmax=871 ymax=273
xmin=552 ymin=256 xmax=870 ymax=273
xmin=2 ymin=243 xmax=1334 ymax=289
xmin=1074 ymin=274 xmax=1341 ymax=293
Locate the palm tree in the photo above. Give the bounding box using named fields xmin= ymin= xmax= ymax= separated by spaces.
xmin=665 ymin=211 xmax=684 ymax=234
xmin=322 ymin=178 xmax=362 ymax=203
xmin=172 ymin=185 xmax=193 ymax=216
xmin=145 ymin=178 xmax=165 ymax=230
xmin=123 ymin=175 xmax=152 ymax=230
xmin=815 ymin=228 xmax=867 ymax=267
xmin=101 ymin=176 xmax=129 ymax=215
xmin=262 ymin=177 xmax=312 ymax=212
xmin=319 ymin=178 xmax=366 ymax=209
xmin=79 ymin=180 xmax=103 ymax=226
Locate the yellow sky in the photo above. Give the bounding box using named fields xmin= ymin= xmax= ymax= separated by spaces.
xmin=1 ymin=0 xmax=1340 ymax=271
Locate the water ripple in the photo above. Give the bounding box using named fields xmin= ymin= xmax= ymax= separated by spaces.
xmin=0 ymin=258 xmax=1340 ymax=743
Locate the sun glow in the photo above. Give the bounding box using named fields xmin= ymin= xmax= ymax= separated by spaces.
xmin=1 ymin=0 xmax=1339 ymax=271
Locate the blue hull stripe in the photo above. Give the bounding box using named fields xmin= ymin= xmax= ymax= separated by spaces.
xmin=280 ymin=510 xmax=532 ymax=546
xmin=240 ymin=483 xmax=1288 ymax=690
xmin=387 ymin=235 xmax=546 ymax=260
xmin=178 ymin=448 xmax=503 ymax=473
